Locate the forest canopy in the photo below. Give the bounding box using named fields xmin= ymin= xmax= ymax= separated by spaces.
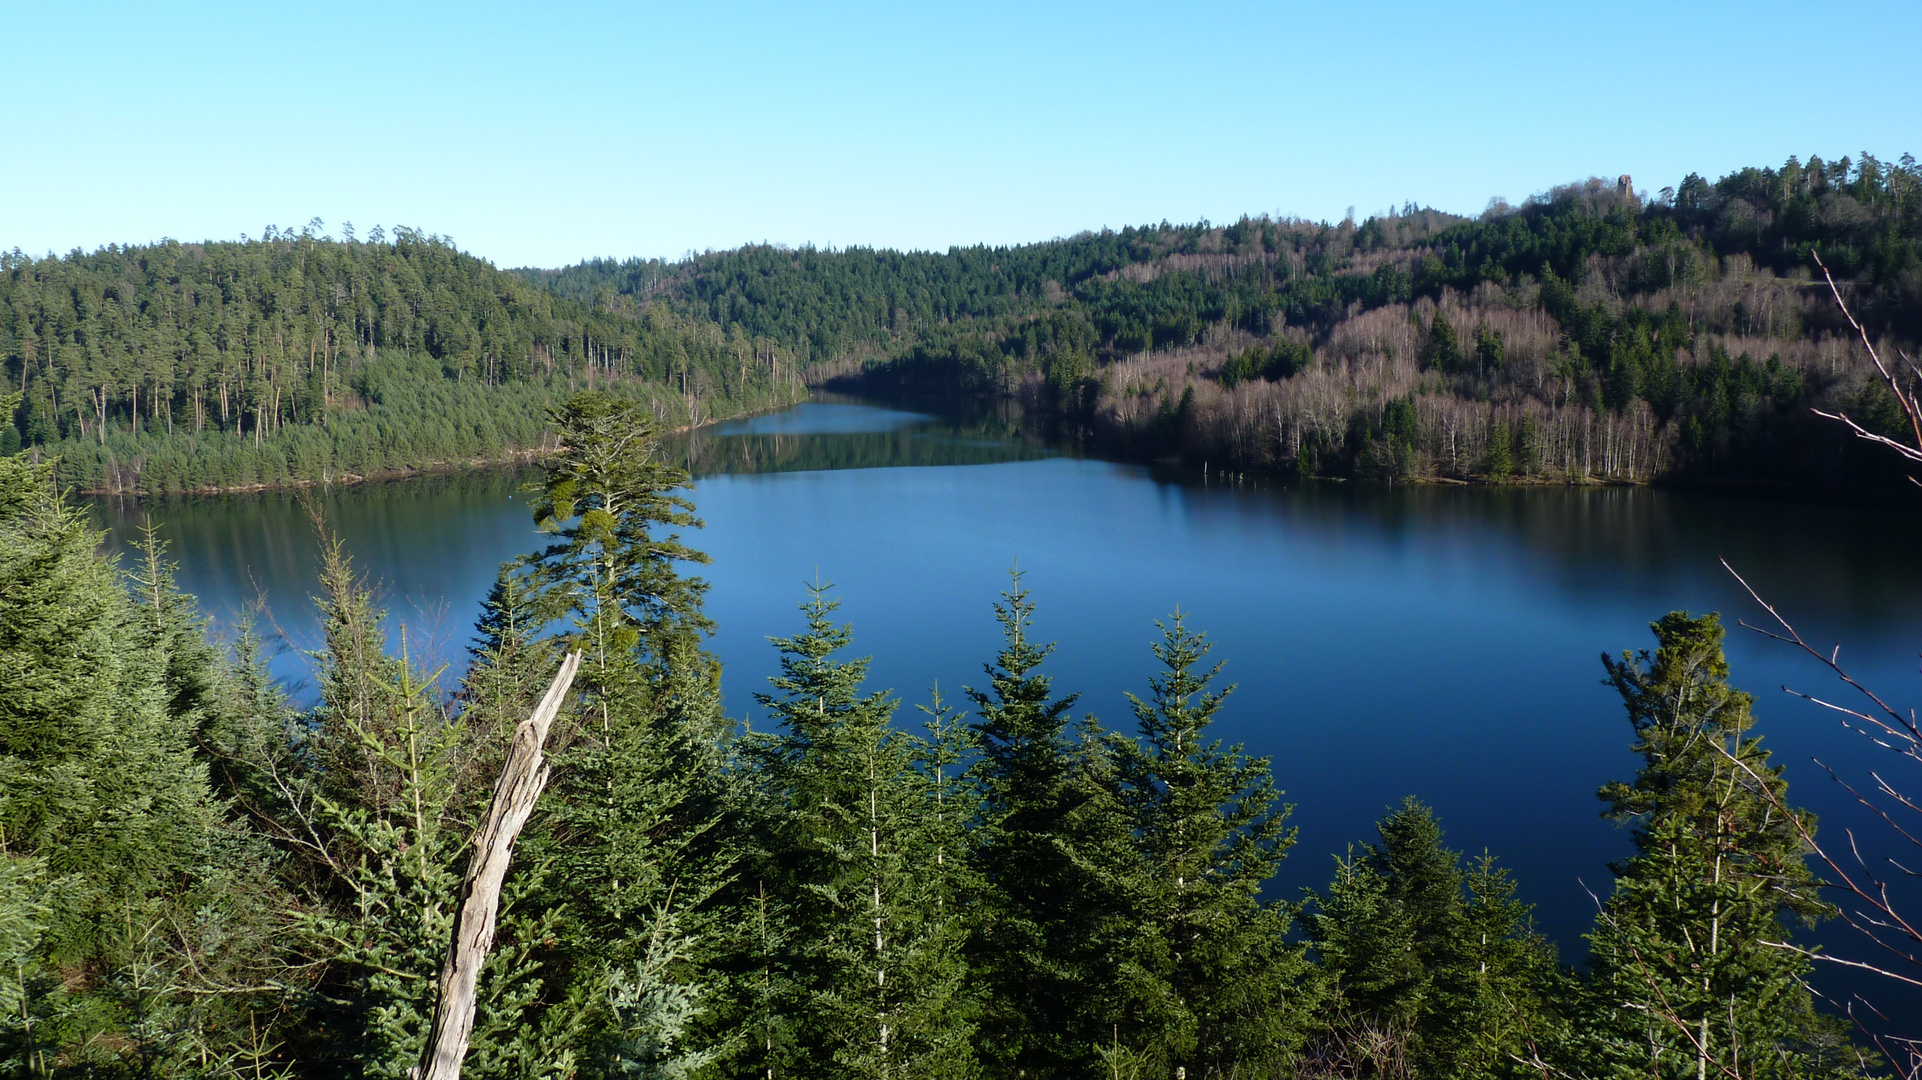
xmin=0 ymin=389 xmax=1883 ymax=1078
xmin=0 ymin=223 xmax=805 ymax=493
xmin=525 ymin=152 xmax=1922 ymax=498
xmin=5 ymin=153 xmax=1918 ymax=496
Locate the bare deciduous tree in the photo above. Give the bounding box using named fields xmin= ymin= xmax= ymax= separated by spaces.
xmin=1716 ymin=253 xmax=1922 ymax=1077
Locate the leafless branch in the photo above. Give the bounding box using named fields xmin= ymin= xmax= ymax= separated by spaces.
xmin=1720 ymin=559 xmax=1921 ymax=745
xmin=1811 ymin=251 xmax=1922 ymax=466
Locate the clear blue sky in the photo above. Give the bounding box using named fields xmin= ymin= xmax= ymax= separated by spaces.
xmin=6 ymin=0 xmax=1917 ymax=268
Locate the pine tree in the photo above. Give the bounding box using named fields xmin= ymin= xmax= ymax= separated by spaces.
xmin=964 ymin=572 xmax=1122 ymax=1080
xmin=1303 ymin=848 xmax=1420 ymax=1073
xmin=745 ymin=584 xmax=978 ymax=1080
xmin=1421 ymin=312 xmax=1464 ymax=374
xmin=1108 ymin=613 xmax=1311 ymax=1077
xmin=524 ymin=391 xmax=712 ymax=665
xmin=1584 ymin=612 xmax=1844 ymax=1079
xmin=511 ymin=391 xmax=737 ymax=1075
xmin=1306 ymin=799 xmax=1557 ymax=1079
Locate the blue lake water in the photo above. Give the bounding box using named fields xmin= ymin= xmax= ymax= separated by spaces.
xmin=87 ymin=396 xmax=1922 ymax=1016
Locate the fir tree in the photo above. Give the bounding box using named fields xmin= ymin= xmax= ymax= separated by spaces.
xmin=1443 ymin=855 xmax=1563 ymax=1080
xmin=1307 ymin=799 xmax=1556 ymax=1079
xmin=1584 ymin=612 xmax=1845 ymax=1079
xmin=964 ymin=572 xmax=1122 ymax=1080
xmin=745 ymin=584 xmax=978 ymax=1080
xmin=0 ymin=441 xmax=282 ymax=1076
xmin=512 ymin=391 xmax=736 ymax=1075
xmin=1109 ymin=613 xmax=1311 ymax=1077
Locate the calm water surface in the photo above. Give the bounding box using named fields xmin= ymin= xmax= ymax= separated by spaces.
xmin=88 ymin=397 xmax=1922 ymax=1010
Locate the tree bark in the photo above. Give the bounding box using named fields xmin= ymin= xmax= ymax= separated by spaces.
xmin=416 ymin=650 xmax=582 ymax=1080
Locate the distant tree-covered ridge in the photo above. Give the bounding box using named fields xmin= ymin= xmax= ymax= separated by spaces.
xmin=14 ymin=155 xmax=1917 ymax=497
xmin=527 ymin=153 xmax=1922 ymax=498
xmin=1 ymin=222 xmax=805 ymax=493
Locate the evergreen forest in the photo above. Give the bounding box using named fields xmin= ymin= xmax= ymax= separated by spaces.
xmin=0 ymin=223 xmax=806 ymax=494
xmin=3 ymin=152 xmax=1919 ymax=1077
xmin=0 ymin=386 xmax=1894 ymax=1079
xmin=525 ymin=153 xmax=1922 ymax=500
xmin=9 ymin=154 xmax=1919 ymax=499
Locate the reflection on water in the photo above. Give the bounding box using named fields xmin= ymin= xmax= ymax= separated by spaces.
xmin=84 ymin=395 xmax=1922 ymax=1015
xmin=668 ymin=395 xmax=1054 ymax=476
xmin=702 ymin=400 xmax=937 ymax=436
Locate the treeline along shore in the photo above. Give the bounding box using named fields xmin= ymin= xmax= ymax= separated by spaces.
xmin=7 ymin=153 xmax=1917 ymax=499
xmin=0 ymin=389 xmax=1892 ymax=1078
xmin=0 ymin=225 xmax=808 ymax=494
xmin=528 ymin=152 xmax=1922 ymax=501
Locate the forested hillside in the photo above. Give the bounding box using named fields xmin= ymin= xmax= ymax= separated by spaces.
xmin=528 ymin=153 xmax=1922 ymax=497
xmin=0 ymin=223 xmax=805 ymax=493
xmin=0 ymin=393 xmax=1883 ymax=1078
xmin=13 ymin=155 xmax=1911 ymax=497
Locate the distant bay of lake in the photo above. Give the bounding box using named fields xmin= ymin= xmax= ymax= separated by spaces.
xmin=88 ymin=395 xmax=1922 ymax=1012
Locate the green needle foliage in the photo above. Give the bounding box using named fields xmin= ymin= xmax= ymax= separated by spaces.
xmin=0 ymin=420 xmax=296 ymax=1076
xmin=964 ymin=574 xmax=1128 ymax=1080
xmin=743 ymin=584 xmax=978 ymax=1080
xmin=1581 ymin=613 xmax=1849 ymax=1079
xmin=0 ymin=378 xmax=1882 ymax=1077
xmin=1 ymin=229 xmax=805 ymax=495
xmin=1305 ymin=799 xmax=1558 ymax=1079
xmin=1108 ymin=614 xmax=1313 ymax=1077
xmin=513 ymin=391 xmax=737 ymax=1079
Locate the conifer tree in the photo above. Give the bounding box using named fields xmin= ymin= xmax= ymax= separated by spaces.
xmin=1109 ymin=613 xmax=1311 ymax=1077
xmin=0 ymin=438 xmax=281 ymax=1076
xmin=745 ymin=584 xmax=978 ymax=1080
xmin=271 ymin=532 xmax=564 ymax=1079
xmin=513 ymin=391 xmax=736 ymax=1074
xmin=1444 ymin=855 xmax=1563 ymax=1080
xmin=1307 ymin=799 xmax=1556 ymax=1079
xmin=964 ymin=573 xmax=1124 ymax=1079
xmin=1583 ymin=612 xmax=1844 ymax=1079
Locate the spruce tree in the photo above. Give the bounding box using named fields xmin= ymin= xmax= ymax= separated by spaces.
xmin=745 ymin=584 xmax=978 ymax=1080
xmin=1109 ymin=613 xmax=1311 ymax=1077
xmin=964 ymin=573 xmax=1123 ymax=1080
xmin=1584 ymin=612 xmax=1844 ymax=1079
xmin=1306 ymin=799 xmax=1556 ymax=1079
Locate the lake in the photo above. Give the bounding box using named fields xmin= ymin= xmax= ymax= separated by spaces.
xmin=87 ymin=395 xmax=1922 ymax=1013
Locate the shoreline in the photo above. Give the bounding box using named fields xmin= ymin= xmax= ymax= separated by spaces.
xmin=71 ymin=399 xmax=801 ymax=499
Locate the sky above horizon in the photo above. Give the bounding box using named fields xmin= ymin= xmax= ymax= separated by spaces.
xmin=6 ymin=1 xmax=1919 ymax=269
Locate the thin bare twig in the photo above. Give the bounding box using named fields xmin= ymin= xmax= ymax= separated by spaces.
xmin=1812 ymin=251 xmax=1922 ymax=464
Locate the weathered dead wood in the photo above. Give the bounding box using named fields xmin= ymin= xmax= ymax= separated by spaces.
xmin=416 ymin=650 xmax=582 ymax=1080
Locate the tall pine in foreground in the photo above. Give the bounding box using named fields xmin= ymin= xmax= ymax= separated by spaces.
xmin=1582 ymin=613 xmax=1859 ymax=1079
xmin=741 ymin=584 xmax=977 ymax=1080
xmin=965 ymin=574 xmax=1128 ymax=1080
xmin=515 ymin=391 xmax=737 ymax=1078
xmin=1108 ymin=613 xmax=1312 ymax=1077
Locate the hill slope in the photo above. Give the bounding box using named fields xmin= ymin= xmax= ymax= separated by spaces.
xmin=1 ymin=226 xmax=804 ymax=493
xmin=524 ymin=153 xmax=1922 ymax=497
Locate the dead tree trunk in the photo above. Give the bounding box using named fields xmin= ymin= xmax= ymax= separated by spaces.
xmin=416 ymin=650 xmax=582 ymax=1080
